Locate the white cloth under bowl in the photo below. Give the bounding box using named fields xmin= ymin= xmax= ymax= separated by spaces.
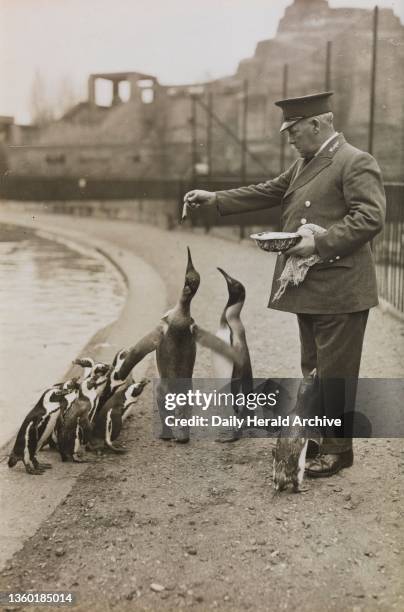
xmin=273 ymin=223 xmax=327 ymax=301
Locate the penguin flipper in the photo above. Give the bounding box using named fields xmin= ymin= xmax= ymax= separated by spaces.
xmin=192 ymin=324 xmax=242 ymax=367
xmin=118 ymin=326 xmax=164 ymax=379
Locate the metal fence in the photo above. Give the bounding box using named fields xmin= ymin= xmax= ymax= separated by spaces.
xmin=374 ymin=183 xmax=404 ymax=314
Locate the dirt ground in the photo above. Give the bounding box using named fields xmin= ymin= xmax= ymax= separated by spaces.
xmin=0 ymin=213 xmax=403 ymax=612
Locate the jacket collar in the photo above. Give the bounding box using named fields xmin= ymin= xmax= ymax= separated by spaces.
xmin=284 ymin=133 xmax=346 ymax=197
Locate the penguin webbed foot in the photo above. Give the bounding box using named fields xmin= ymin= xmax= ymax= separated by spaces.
xmin=25 ymin=464 xmax=45 ymax=475
xmin=107 ymin=443 xmax=128 ymax=454
xmin=33 ymin=459 xmax=53 ymax=470
xmin=72 ymin=454 xmax=91 ymax=463
xmin=158 ymin=432 xmax=174 ymax=441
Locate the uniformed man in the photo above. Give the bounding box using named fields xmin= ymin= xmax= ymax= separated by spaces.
xmin=184 ymin=91 xmax=386 ymax=477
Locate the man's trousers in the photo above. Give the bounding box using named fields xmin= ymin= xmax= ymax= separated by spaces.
xmin=297 ymin=310 xmax=369 ymax=454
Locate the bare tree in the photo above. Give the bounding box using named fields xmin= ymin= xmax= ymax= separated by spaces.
xmin=55 ymin=74 xmax=80 ymax=118
xmin=29 ymin=70 xmax=55 ymax=126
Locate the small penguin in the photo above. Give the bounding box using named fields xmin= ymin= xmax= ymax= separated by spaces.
xmin=92 ymin=348 xmax=129 ymax=420
xmin=72 ymin=357 xmax=95 ymax=380
xmin=91 ymin=378 xmax=150 ymax=453
xmin=118 ymin=248 xmax=241 ymax=443
xmin=272 ymin=370 xmax=320 ymax=493
xmin=37 ymin=378 xmax=80 ymax=451
xmin=8 ymin=381 xmax=79 ymax=475
xmin=122 ymin=378 xmax=150 ymax=422
xmin=47 ymin=378 xmax=80 ymax=450
xmin=56 ymin=365 xmax=110 ymax=462
xmin=72 ymin=362 xmax=110 ymax=423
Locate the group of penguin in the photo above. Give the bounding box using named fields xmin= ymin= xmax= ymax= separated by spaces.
xmin=8 ymin=350 xmax=149 ymax=475
xmin=8 ymin=246 xmax=310 ymax=492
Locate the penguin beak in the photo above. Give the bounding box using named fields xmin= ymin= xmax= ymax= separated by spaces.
xmin=217 ymin=267 xmax=236 ymax=288
xmin=183 ymin=247 xmax=200 ymax=295
xmin=186 ymin=246 xmax=196 ymax=274
xmin=73 ymin=358 xmax=92 ymax=368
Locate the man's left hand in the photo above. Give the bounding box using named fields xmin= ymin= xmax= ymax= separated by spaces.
xmin=285 ymin=234 xmax=317 ymax=257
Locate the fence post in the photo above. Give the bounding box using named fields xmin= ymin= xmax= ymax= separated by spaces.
xmin=368 ymin=5 xmax=379 ymax=155
xmin=325 ymin=41 xmax=332 ymax=90
xmin=280 ymin=64 xmax=289 ymax=173
xmin=241 ymin=79 xmax=249 ymax=184
xmin=190 ymin=95 xmax=198 ymax=185
xmin=207 ymin=90 xmax=213 ymax=179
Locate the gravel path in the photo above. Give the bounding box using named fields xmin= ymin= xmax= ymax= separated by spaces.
xmin=0 ymin=211 xmax=403 ymax=612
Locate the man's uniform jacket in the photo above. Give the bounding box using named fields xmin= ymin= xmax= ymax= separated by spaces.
xmin=215 ymin=134 xmax=386 ymax=314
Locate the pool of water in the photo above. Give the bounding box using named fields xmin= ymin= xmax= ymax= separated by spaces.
xmin=0 ymin=223 xmax=126 ymax=447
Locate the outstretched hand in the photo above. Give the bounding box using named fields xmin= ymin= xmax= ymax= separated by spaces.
xmin=183 ymin=189 xmax=216 ymax=210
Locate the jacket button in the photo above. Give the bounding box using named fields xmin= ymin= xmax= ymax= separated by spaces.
xmin=329 ymin=259 xmax=334 ymax=263
xmin=305 ymin=201 xmax=311 ymax=207
xmin=336 ymin=255 xmax=340 ymax=260
xmin=300 ymin=218 xmax=307 ymax=224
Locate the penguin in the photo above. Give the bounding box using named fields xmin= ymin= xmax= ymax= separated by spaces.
xmin=47 ymin=378 xmax=81 ymax=451
xmin=37 ymin=378 xmax=80 ymax=451
xmin=272 ymin=370 xmax=320 ymax=493
xmin=212 ymin=268 xmax=253 ymax=442
xmin=91 ymin=378 xmax=150 ymax=453
xmin=214 ymin=268 xmax=252 ymax=386
xmin=8 ymin=381 xmax=79 ymax=475
xmin=117 ymin=248 xmax=241 ymax=443
xmin=86 ymin=363 xmax=112 ymax=423
xmin=56 ymin=364 xmax=110 ymax=462
xmin=72 ymin=357 xmax=95 ymax=381
xmin=71 ymin=359 xmax=113 ymax=422
xmin=121 ymin=378 xmax=149 ymax=422
xmin=92 ymin=348 xmax=129 ymax=420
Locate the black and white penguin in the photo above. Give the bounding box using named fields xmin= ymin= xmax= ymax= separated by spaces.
xmin=213 ymin=268 xmax=252 ymax=385
xmin=212 ymin=268 xmax=253 ymax=442
xmin=8 ymin=381 xmax=79 ymax=475
xmin=118 ymin=248 xmax=241 ymax=443
xmin=56 ymin=364 xmax=110 ymax=462
xmin=38 ymin=378 xmax=80 ymax=450
xmin=121 ymin=378 xmax=149 ymax=422
xmin=72 ymin=357 xmax=95 ymax=380
xmin=92 ymin=348 xmax=129 ymax=420
xmin=86 ymin=363 xmax=112 ymax=423
xmin=47 ymin=378 xmax=81 ymax=450
xmin=91 ymin=378 xmax=150 ymax=453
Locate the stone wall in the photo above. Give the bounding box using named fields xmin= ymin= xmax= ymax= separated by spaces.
xmin=4 ymin=0 xmax=404 ymax=182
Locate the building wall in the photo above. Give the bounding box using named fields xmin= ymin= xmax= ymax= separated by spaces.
xmin=4 ymin=0 xmax=404 ymax=182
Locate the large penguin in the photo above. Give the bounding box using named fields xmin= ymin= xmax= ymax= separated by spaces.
xmin=212 ymin=268 xmax=253 ymax=442
xmin=213 ymin=268 xmax=252 ymax=386
xmin=91 ymin=378 xmax=150 ymax=453
xmin=118 ymin=248 xmax=241 ymax=443
xmin=8 ymin=379 xmax=79 ymax=475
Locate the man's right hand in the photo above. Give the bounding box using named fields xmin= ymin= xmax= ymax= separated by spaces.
xmin=183 ymin=189 xmax=216 ymax=209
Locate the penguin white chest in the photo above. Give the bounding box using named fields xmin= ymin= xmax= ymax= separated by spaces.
xmin=37 ymin=410 xmax=60 ymax=450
